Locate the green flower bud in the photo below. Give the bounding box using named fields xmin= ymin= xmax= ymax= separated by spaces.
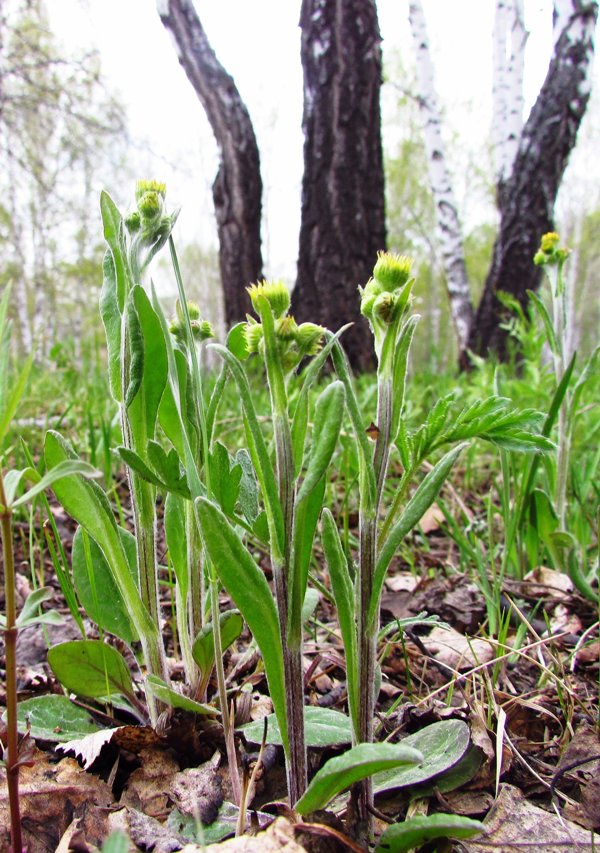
xmin=243 ymin=319 xmax=264 ymax=354
xmin=373 ymin=292 xmax=398 ymax=325
xmin=373 ymin=251 xmax=413 ymax=291
xmin=276 ymin=315 xmax=298 ymax=340
xmin=296 ymin=322 xmax=324 ymax=356
xmin=540 ymin=232 xmax=560 ymax=253
xmin=125 ymin=211 xmax=141 ymax=233
xmin=359 ymin=278 xmax=383 ymax=321
xmin=247 ymin=280 xmax=291 ymax=318
xmin=190 ymin=319 xmax=214 ymax=342
xmin=137 ymin=191 xmax=162 ymax=224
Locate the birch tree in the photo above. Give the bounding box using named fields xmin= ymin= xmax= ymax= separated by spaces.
xmin=409 ymin=0 xmax=598 ymax=363
xmin=157 ymin=0 xmax=263 ymax=327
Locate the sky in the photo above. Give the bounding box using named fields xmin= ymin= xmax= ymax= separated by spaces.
xmin=46 ymin=0 xmax=596 ymax=285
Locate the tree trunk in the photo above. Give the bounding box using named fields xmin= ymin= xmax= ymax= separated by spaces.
xmin=469 ymin=1 xmax=598 ymax=359
xmin=492 ymin=0 xmax=527 ymax=189
xmin=408 ymin=0 xmax=473 ymax=354
xmin=293 ymin=0 xmax=385 ymax=371
xmin=157 ymin=0 xmax=263 ymax=325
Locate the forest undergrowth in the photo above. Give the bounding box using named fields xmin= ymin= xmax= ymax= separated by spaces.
xmin=0 ymin=184 xmax=598 ymax=853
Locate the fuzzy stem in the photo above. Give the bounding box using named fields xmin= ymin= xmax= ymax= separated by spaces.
xmin=1 ymin=476 xmax=24 ymax=853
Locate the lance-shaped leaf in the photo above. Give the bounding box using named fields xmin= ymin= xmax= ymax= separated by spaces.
xmin=390 ymin=315 xmax=419 ymax=442
xmin=48 ymin=640 xmax=134 ymax=701
xmin=375 ymin=814 xmax=484 ymax=853
xmin=126 ymin=285 xmax=168 ymax=446
xmin=5 ymin=459 xmax=99 ymax=510
xmin=371 ymin=443 xmax=468 ymax=628
xmin=71 ymin=526 xmax=138 ymax=644
xmin=195 ymin=497 xmax=288 ymax=755
xmin=291 ymin=325 xmax=350 ymax=475
xmin=192 ymin=609 xmax=244 ymax=695
xmin=44 ymin=431 xmax=156 ymax=646
xmin=321 ymin=508 xmax=359 ymax=733
xmin=295 ymin=742 xmax=423 ymax=814
xmin=145 ymin=675 xmax=216 ymax=716
xmin=296 ymin=381 xmax=345 ymax=503
xmin=288 ymin=476 xmax=325 ymax=646
xmin=209 ymin=442 xmax=243 ymax=517
xmin=209 ymin=343 xmax=285 ymax=559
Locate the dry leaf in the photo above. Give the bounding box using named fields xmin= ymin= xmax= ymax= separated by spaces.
xmin=419 ymin=626 xmax=494 ymax=671
xmin=463 ymin=784 xmax=600 ymax=852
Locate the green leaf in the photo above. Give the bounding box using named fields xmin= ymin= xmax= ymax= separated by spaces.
xmin=296 ymin=381 xmax=345 ymax=503
xmin=0 ymin=352 xmax=33 ymax=448
xmin=147 ymin=441 xmax=190 ymax=497
xmin=236 ymin=448 xmax=260 ymax=524
xmin=10 ymin=459 xmax=100 ymax=509
xmin=321 ymin=508 xmax=359 ymax=735
xmin=15 ymin=587 xmax=63 ymax=629
xmin=165 ymin=491 xmax=188 ymax=595
xmin=192 ymin=610 xmax=244 ymax=678
xmin=373 ymin=719 xmax=470 ymax=794
xmin=527 ymin=289 xmax=559 ymax=354
xmin=295 ymin=742 xmax=423 ymax=814
xmin=209 ymin=344 xmax=285 ymax=559
xmin=127 ymin=285 xmax=168 ymax=442
xmin=390 ymin=315 xmax=419 ymax=442
xmin=375 ymin=813 xmax=484 ymax=852
xmin=302 ymin=587 xmax=320 ymax=623
xmin=196 ymin=497 xmax=287 ymax=754
xmin=289 ymin=475 xmax=325 ymax=644
xmin=209 ymin=442 xmax=243 ymax=516
xmin=372 ymin=444 xmax=467 ymax=627
xmin=48 ymin=640 xmax=134 ymax=701
xmin=145 ymin=675 xmax=217 ymax=716
xmin=44 ymin=431 xmax=155 ymax=645
xmin=240 ymin=707 xmax=352 ymax=748
xmin=168 ymin=802 xmax=272 ymax=845
xmin=100 ymin=831 xmax=130 ymax=853
xmin=71 ymin=526 xmax=138 ymax=644
xmin=117 ymin=446 xmax=164 ymax=489
xmin=11 ymin=695 xmax=101 ymax=742
xmin=226 ymin=322 xmax=250 ymax=361
xmin=291 ymin=325 xmax=350 ymax=475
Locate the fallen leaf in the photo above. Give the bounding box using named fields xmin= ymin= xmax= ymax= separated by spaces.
xmin=463 ymin=784 xmax=600 ymax=852
xmin=419 ymin=501 xmax=445 ymax=533
xmin=418 ymin=627 xmax=494 ymax=671
xmin=170 ymin=761 xmax=224 ymax=824
xmin=120 ymin=746 xmax=181 ymax=818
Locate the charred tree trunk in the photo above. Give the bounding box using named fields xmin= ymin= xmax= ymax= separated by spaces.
xmin=468 ymin=2 xmax=598 ymax=359
xmin=158 ymin=0 xmax=263 ymax=325
xmin=293 ymin=0 xmax=386 ymax=371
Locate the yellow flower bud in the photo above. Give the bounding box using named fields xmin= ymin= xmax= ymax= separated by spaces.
xmin=373 ymin=251 xmax=413 ymax=291
xmin=247 ymin=280 xmax=291 ymax=318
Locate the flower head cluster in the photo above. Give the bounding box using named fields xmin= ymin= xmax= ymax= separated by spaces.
xmin=533 ymin=232 xmax=571 ymax=267
xmin=125 ymin=180 xmax=176 ymax=282
xmin=359 ymin=252 xmax=415 ymax=354
xmin=243 ymin=280 xmax=324 ymax=372
xmin=169 ymin=299 xmax=214 ymax=344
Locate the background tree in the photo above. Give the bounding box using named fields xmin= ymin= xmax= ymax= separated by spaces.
xmin=157 ymin=0 xmax=263 ymax=327
xmin=291 ymin=0 xmax=386 ymax=370
xmin=0 ymin=0 xmax=126 ymax=356
xmin=409 ymin=0 xmax=598 ymax=364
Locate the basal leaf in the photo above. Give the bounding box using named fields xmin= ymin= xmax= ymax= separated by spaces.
xmin=295 ymin=742 xmax=423 ymax=814
xmin=145 ymin=675 xmax=217 ymax=716
xmin=192 ymin=610 xmax=244 ymax=678
xmin=240 ymin=707 xmax=352 ymax=749
xmin=11 ymin=695 xmax=101 ymax=742
xmin=48 ymin=640 xmax=134 ymax=701
xmin=375 ymin=813 xmax=484 ymax=852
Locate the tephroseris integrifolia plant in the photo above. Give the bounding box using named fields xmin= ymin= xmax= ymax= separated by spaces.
xmin=197 ymin=281 xmax=345 ymax=803
xmin=324 ymin=252 xmax=551 ymax=830
xmin=98 ymin=183 xmax=178 ymax=698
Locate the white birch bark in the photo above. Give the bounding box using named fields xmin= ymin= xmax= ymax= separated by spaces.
xmin=408 ymin=0 xmax=473 ymax=353
xmin=492 ymin=0 xmax=527 ymax=186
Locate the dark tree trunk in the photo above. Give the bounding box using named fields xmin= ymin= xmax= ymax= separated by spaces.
xmin=468 ymin=2 xmax=598 ymax=360
xmin=293 ymin=0 xmax=386 ymax=371
xmin=158 ymin=0 xmax=263 ymax=325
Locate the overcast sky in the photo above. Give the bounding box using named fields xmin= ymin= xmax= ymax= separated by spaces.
xmin=46 ymin=0 xmax=593 ymax=283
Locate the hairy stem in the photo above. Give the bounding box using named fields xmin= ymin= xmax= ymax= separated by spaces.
xmin=1 ymin=478 xmax=23 ymax=853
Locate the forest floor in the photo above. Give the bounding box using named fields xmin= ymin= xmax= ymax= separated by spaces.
xmin=1 ymin=488 xmax=599 ymax=853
